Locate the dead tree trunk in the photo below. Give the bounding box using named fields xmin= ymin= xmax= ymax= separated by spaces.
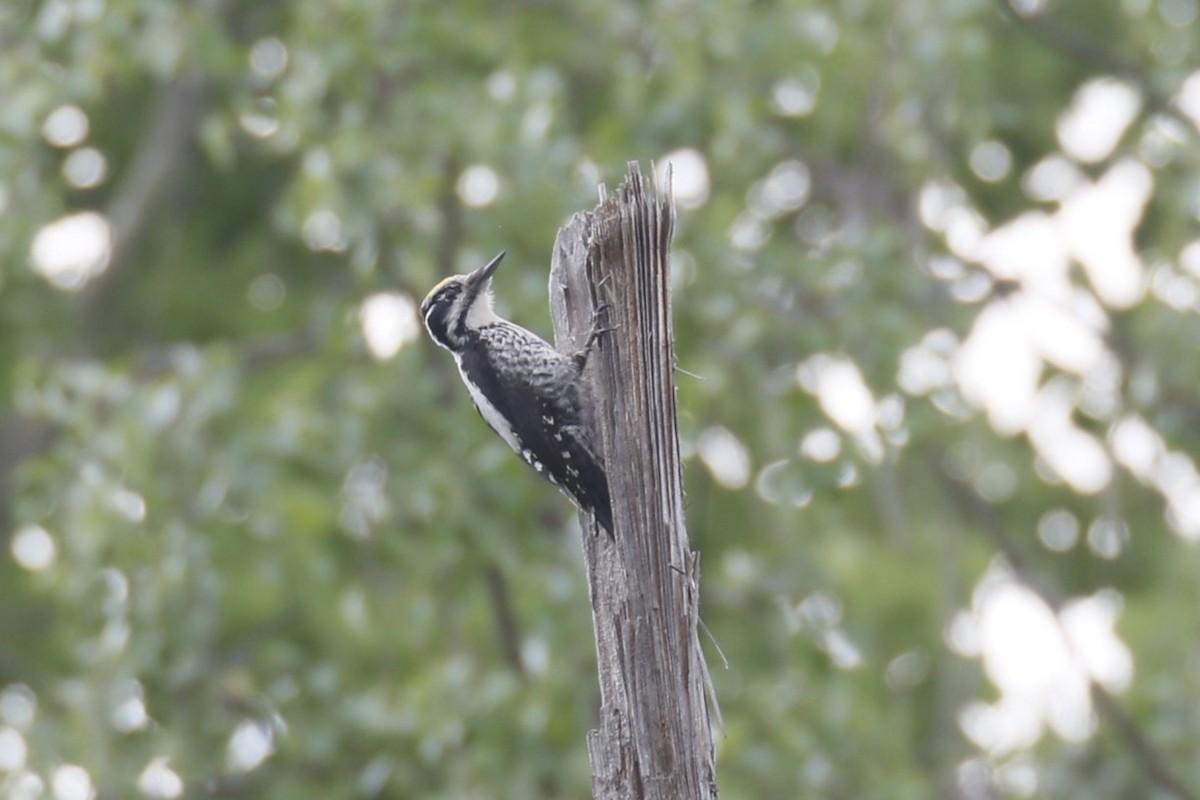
xmin=549 ymin=163 xmax=718 ymax=800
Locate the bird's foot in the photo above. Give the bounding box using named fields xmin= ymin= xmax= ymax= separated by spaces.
xmin=573 ymin=303 xmax=615 ymax=371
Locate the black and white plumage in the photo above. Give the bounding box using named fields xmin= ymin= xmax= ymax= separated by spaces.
xmin=420 ymin=251 xmax=612 ymax=535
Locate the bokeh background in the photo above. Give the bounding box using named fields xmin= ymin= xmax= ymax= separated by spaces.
xmin=3 ymin=1 xmax=1200 ymax=798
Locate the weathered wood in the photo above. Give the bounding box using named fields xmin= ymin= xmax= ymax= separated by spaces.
xmin=549 ymin=163 xmax=718 ymax=800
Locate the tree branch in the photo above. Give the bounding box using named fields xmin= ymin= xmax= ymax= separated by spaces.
xmin=483 ymin=561 xmax=527 ymax=678
xmin=549 ymin=163 xmax=718 ymax=799
xmin=993 ymin=0 xmax=1198 ymax=138
xmin=938 ymin=458 xmax=1198 ymax=800
xmin=80 ymin=0 xmax=228 ymax=341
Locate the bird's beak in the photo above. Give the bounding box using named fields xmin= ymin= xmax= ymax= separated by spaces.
xmin=468 ymin=251 xmax=505 ymax=288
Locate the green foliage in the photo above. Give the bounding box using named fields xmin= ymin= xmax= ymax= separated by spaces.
xmin=2 ymin=0 xmax=1199 ymax=798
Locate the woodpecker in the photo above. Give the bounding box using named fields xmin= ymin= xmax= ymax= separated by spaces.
xmin=420 ymin=251 xmax=613 ymax=535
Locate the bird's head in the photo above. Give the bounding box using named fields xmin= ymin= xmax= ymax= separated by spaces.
xmin=420 ymin=251 xmax=505 ymax=351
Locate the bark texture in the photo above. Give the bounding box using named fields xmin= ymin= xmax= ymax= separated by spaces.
xmin=549 ymin=163 xmax=718 ymax=800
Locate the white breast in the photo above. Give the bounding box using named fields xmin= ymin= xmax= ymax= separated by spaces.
xmin=455 ymin=354 xmax=522 ymax=454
